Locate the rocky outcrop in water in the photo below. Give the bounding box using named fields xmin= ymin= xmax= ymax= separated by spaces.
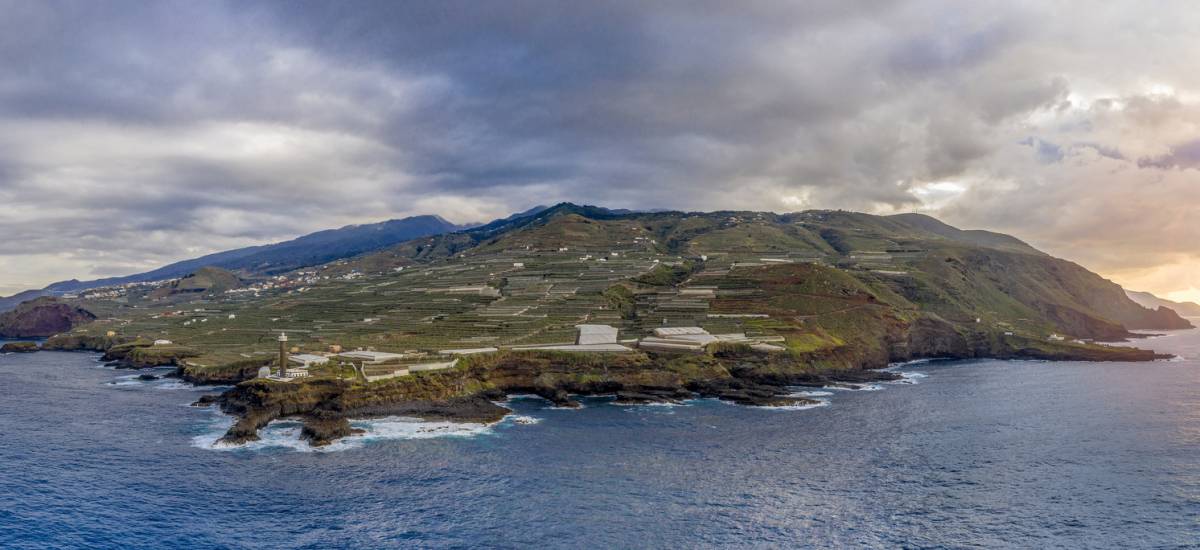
xmin=0 ymin=298 xmax=95 ymax=338
xmin=0 ymin=341 xmax=39 ymax=353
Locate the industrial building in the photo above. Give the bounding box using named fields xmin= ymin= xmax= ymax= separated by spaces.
xmin=288 ymin=354 xmax=329 ymax=368
xmin=575 ymin=324 xmax=619 ymax=345
xmin=510 ymin=324 xmax=633 ymax=353
xmin=638 ymin=327 xmax=785 ymax=353
xmin=337 ymin=350 xmax=413 ymax=365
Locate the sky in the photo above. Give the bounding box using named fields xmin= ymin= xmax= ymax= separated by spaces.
xmin=1 ymin=1 xmax=1197 ymax=303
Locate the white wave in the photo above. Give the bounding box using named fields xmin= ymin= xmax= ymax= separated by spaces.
xmin=788 ymin=390 xmax=833 ymax=397
xmin=612 ymin=400 xmax=687 ymax=408
xmin=825 ymin=383 xmax=884 ymax=391
xmin=192 ymin=410 xmax=502 ymax=453
xmin=502 ymin=393 xmax=552 ymax=402
xmin=886 ymin=358 xmax=931 ymax=369
xmin=889 ymin=371 xmax=929 ymax=385
xmin=195 ymin=418 xmax=364 ymax=453
xmin=506 ymin=415 xmax=541 ymax=425
xmin=352 ymin=417 xmax=494 ymax=443
xmin=105 ymin=380 xmax=143 ymax=387
xmin=154 ymin=379 xmax=227 ymax=391
xmin=753 ymin=399 xmax=830 ymax=411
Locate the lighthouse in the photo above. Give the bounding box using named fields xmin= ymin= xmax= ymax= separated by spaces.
xmin=277 ymin=332 xmax=289 ymax=378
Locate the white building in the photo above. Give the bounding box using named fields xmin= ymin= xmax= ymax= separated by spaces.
xmin=408 ymin=359 xmax=458 ymax=372
xmin=576 ymin=324 xmax=619 ymax=345
xmin=652 ymin=327 xmax=718 ymax=345
xmin=639 ymin=327 xmax=759 ymax=353
xmin=439 ymin=347 xmax=500 ymax=356
xmin=338 ymin=350 xmax=410 ymax=365
xmin=289 ymin=354 xmax=330 ymax=368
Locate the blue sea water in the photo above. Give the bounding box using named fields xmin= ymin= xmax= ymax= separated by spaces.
xmin=1 ymin=327 xmax=1199 ymax=549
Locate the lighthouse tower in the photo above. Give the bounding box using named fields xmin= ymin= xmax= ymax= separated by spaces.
xmin=277 ymin=332 xmax=289 ymax=378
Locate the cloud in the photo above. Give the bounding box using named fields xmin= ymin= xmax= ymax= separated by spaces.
xmin=0 ymin=0 xmax=1198 ymax=298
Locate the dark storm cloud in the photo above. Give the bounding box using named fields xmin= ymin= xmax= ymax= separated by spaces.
xmin=0 ymin=0 xmax=1199 ymax=298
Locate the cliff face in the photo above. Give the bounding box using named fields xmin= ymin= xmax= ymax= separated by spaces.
xmin=206 ymin=321 xmax=1170 ymax=448
xmin=0 ymin=298 xmax=95 ymax=338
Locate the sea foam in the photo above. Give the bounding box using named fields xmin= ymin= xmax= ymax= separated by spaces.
xmin=191 ymin=409 xmax=536 ymax=453
xmin=752 ymin=399 xmax=830 ymax=411
xmin=788 ymin=390 xmax=833 ymax=397
xmin=889 ymin=371 xmax=929 ymax=385
xmin=825 ymin=383 xmax=885 ymax=391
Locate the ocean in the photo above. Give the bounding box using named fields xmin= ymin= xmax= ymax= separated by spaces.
xmin=1 ymin=326 xmax=1198 ymax=549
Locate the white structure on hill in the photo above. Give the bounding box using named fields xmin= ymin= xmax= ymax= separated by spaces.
xmin=289 ymin=354 xmax=329 ymax=368
xmin=511 ymin=324 xmax=632 ymax=353
xmin=576 ymin=324 xmax=619 ymax=345
xmin=408 ymin=359 xmax=458 ymax=372
xmin=338 ymin=350 xmax=411 ymax=364
xmin=439 ymin=347 xmax=500 ymax=356
xmin=652 ymin=327 xmax=718 ymax=344
xmin=639 ymin=327 xmax=782 ymax=353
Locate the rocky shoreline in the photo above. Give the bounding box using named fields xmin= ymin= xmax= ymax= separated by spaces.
xmin=24 ymin=326 xmax=1182 ymax=449
xmin=190 ymin=336 xmax=1170 ymax=448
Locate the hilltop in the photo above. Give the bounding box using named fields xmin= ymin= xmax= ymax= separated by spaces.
xmin=148 ymin=267 xmax=244 ymax=299
xmin=27 ymin=203 xmax=1190 ymax=445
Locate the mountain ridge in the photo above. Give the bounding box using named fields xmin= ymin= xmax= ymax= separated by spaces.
xmin=0 ymin=214 xmax=469 ymax=311
xmin=1126 ymin=290 xmax=1200 ymax=317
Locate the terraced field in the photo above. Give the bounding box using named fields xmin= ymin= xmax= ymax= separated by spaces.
xmin=54 ymin=203 xmax=1190 ymax=379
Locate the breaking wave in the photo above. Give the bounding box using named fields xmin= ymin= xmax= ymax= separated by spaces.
xmin=887 ymin=358 xmax=931 ymax=369
xmin=826 ymin=383 xmax=885 ymax=391
xmin=191 ymin=409 xmax=542 ymax=453
xmin=890 ymin=372 xmax=929 ymax=385
xmin=788 ymin=390 xmax=833 ymax=397
xmin=752 ymin=400 xmax=830 ymax=411
xmin=103 ymin=373 xmax=224 ymax=391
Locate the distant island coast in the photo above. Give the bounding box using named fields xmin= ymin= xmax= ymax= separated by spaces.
xmin=1 ymin=204 xmax=1188 ymax=447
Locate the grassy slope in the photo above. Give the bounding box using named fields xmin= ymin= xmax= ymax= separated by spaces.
xmin=44 ymin=205 xmax=1183 ymax=382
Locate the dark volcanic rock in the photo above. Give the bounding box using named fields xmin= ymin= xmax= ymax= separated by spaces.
xmin=0 ymin=298 xmax=95 ymax=338
xmin=213 ymin=377 xmax=511 ymax=446
xmin=1 ymin=341 xmax=39 ymax=353
xmin=301 ymin=417 xmax=366 ymax=447
xmin=192 ymin=394 xmax=220 ymax=407
xmin=137 ymin=373 xmax=160 ymax=381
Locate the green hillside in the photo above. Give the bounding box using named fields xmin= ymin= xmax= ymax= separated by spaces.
xmin=38 ymin=203 xmax=1186 ymax=381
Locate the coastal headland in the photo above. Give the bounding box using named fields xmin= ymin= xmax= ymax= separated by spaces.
xmin=3 ymin=204 xmax=1187 ymax=446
